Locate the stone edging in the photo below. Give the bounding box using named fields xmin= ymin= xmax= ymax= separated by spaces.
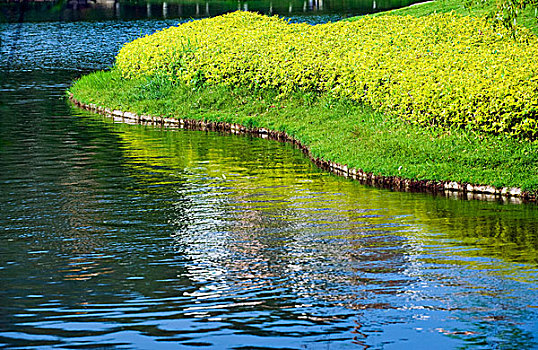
xmin=69 ymin=94 xmax=536 ymax=204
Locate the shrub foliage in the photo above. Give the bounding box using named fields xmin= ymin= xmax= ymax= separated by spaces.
xmin=116 ymin=12 xmax=538 ymax=139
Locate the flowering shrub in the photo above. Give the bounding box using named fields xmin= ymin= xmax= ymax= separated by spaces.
xmin=116 ymin=11 xmax=538 ymax=139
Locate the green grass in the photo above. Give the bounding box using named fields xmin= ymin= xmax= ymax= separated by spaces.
xmin=69 ymin=70 xmax=538 ymax=193
xmin=348 ymin=0 xmax=538 ymax=35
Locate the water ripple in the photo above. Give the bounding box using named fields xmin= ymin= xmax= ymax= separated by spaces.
xmin=0 ymin=12 xmax=537 ymax=350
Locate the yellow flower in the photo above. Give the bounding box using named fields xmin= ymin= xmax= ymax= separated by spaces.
xmin=115 ymin=11 xmax=538 ymax=139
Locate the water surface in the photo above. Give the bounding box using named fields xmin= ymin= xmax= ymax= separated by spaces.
xmin=1 ymin=0 xmax=417 ymax=23
xmin=1 ymin=5 xmax=537 ymax=350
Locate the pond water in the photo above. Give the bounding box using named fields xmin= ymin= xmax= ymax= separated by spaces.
xmin=1 ymin=3 xmax=538 ymax=350
xmin=0 ymin=0 xmax=416 ymax=23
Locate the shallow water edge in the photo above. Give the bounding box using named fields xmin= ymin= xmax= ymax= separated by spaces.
xmin=68 ymin=94 xmax=536 ymax=204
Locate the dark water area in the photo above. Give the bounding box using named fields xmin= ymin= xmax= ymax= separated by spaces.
xmin=1 ymin=3 xmax=538 ymax=350
xmin=0 ymin=0 xmax=417 ymax=23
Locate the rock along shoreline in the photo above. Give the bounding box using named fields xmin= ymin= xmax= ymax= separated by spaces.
xmin=69 ymin=94 xmax=537 ymax=204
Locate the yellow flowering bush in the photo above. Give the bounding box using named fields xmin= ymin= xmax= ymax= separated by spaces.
xmin=116 ymin=11 xmax=538 ymax=139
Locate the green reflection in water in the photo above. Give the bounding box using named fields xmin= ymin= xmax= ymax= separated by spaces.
xmin=86 ymin=111 xmax=538 ymax=285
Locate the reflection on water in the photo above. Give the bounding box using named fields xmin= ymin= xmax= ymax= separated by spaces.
xmin=0 ymin=6 xmax=537 ymax=350
xmin=0 ymin=0 xmax=419 ymax=23
xmin=1 ymin=108 xmax=537 ymax=348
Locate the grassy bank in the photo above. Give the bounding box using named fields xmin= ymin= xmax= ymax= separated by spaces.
xmin=69 ymin=9 xmax=538 ymax=195
xmin=355 ymin=0 xmax=538 ymax=35
xmin=69 ymin=70 xmax=538 ymax=193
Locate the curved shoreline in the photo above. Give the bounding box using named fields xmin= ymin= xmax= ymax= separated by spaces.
xmin=69 ymin=94 xmax=536 ymax=204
